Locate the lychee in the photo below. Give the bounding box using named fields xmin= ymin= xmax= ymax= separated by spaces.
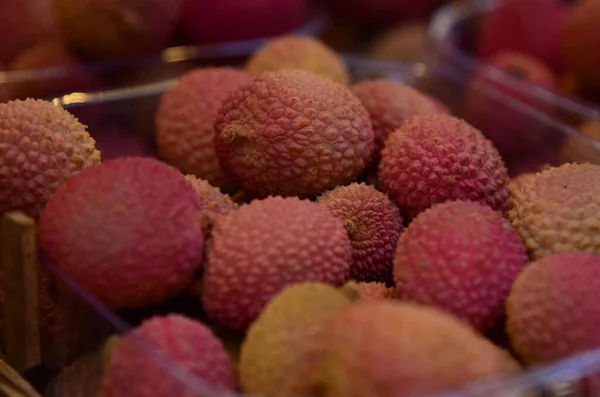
xmin=214 ymin=69 xmax=375 ymax=198
xmin=378 ymin=114 xmax=509 ymax=219
xmin=368 ymin=22 xmax=429 ymax=62
xmin=395 ymin=200 xmax=529 ymax=331
xmin=508 ymin=163 xmax=600 ymax=259
xmin=318 ymin=301 xmax=521 ymax=397
xmin=101 ymin=314 xmax=236 ymax=397
xmin=202 ymin=196 xmax=351 ymax=331
xmin=246 ymin=36 xmax=350 ymax=85
xmin=562 ymin=0 xmax=600 ymax=87
xmin=39 ymin=157 xmax=204 ymax=309
xmin=155 ymin=67 xmax=252 ymax=189
xmin=559 ymin=120 xmax=600 ymax=165
xmin=0 ymin=98 xmax=101 ymax=219
xmin=239 ymin=282 xmax=352 ymax=397
xmin=317 ymin=182 xmax=403 ymax=284
xmin=507 ymin=253 xmax=600 ymax=364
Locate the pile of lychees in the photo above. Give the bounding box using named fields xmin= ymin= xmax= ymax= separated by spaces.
xmin=2 ymin=35 xmax=600 ymax=397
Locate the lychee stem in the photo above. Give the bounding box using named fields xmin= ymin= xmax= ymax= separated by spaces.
xmin=343 ymin=219 xmax=357 ymax=239
xmin=221 ymin=127 xmax=239 ymax=145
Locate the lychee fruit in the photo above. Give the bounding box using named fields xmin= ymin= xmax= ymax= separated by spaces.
xmin=101 ymin=314 xmax=236 ymax=397
xmin=202 ymin=196 xmax=351 ymax=331
xmin=378 ymin=114 xmax=510 ymax=219
xmin=53 ymin=0 xmax=183 ymax=60
xmin=559 ymin=120 xmax=600 ymax=165
xmin=465 ymin=51 xmax=560 ymax=174
xmin=39 ymin=157 xmax=204 ymax=309
xmin=246 ymin=36 xmax=350 ymax=86
xmin=318 ymin=301 xmax=521 ymax=397
xmin=508 ymin=163 xmax=600 ymax=259
xmin=317 ymin=182 xmax=403 ymax=284
xmin=155 ymin=67 xmax=252 ymax=190
xmin=369 ymin=22 xmax=429 ymax=62
xmin=477 ymin=0 xmax=568 ymax=73
xmin=0 ymin=98 xmax=101 ymax=219
xmin=184 ymin=175 xmax=238 ymax=237
xmin=395 ymin=200 xmax=529 ymax=331
xmin=506 ymin=253 xmax=600 ymax=364
xmin=8 ymin=39 xmax=98 ymax=100
xmin=351 ymin=79 xmax=447 ymax=162
xmin=562 ymin=0 xmax=600 ymax=87
xmin=239 ymin=282 xmax=352 ymax=397
xmin=341 ymin=281 xmax=395 ymax=302
xmin=181 ymin=0 xmax=308 ymax=44
xmin=508 ymin=171 xmax=537 ymax=210
xmin=214 ymin=69 xmax=375 ymax=199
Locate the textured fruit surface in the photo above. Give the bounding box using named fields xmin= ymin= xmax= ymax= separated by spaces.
xmin=184 ymin=175 xmax=238 ymax=236
xmin=562 ymin=0 xmax=600 ymax=86
xmin=477 ymin=0 xmax=568 ymax=73
xmin=246 ymin=36 xmax=350 ymax=85
xmin=509 ymin=163 xmax=600 ymax=259
xmin=317 ymin=182 xmax=403 ymax=284
xmin=53 ymin=0 xmax=182 ymax=60
xmin=0 ymin=99 xmax=101 ymax=218
xmin=351 ymin=79 xmax=446 ymax=161
xmin=319 ymin=301 xmax=521 ymax=397
xmin=560 ymin=120 xmax=600 ymax=165
xmin=341 ymin=281 xmax=395 ymax=302
xmin=508 ymin=172 xmax=537 ymax=210
xmin=395 ymin=201 xmax=528 ymax=331
xmin=214 ymin=69 xmax=375 ymax=198
xmin=239 ymin=282 xmax=352 ymax=397
xmin=101 ymin=314 xmax=236 ymax=397
xmin=369 ymin=22 xmax=429 ymax=62
xmin=155 ymin=68 xmax=252 ymax=188
xmin=0 ymin=0 xmax=58 ymax=63
xmin=465 ymin=51 xmax=558 ymax=173
xmin=202 ymin=196 xmax=351 ymax=330
xmin=507 ymin=253 xmax=600 ymax=364
xmin=378 ymin=114 xmax=509 ymax=219
xmin=181 ymin=0 xmax=307 ymax=44
xmin=39 ymin=157 xmax=204 ymax=309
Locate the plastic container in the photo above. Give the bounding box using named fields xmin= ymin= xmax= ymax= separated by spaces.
xmin=428 ymin=0 xmax=600 ymax=166
xmin=15 ymin=53 xmax=600 ymax=396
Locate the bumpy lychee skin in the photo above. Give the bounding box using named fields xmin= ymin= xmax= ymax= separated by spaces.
xmin=184 ymin=175 xmax=238 ymax=236
xmin=39 ymin=157 xmax=204 ymax=309
xmin=155 ymin=68 xmax=252 ymax=189
xmin=319 ymin=301 xmax=522 ymax=397
xmin=202 ymin=196 xmax=351 ymax=330
xmin=341 ymin=281 xmax=395 ymax=302
xmin=214 ymin=69 xmax=375 ymax=198
xmin=395 ymin=201 xmax=528 ymax=331
xmin=0 ymin=99 xmax=101 ymax=219
xmin=239 ymin=282 xmax=352 ymax=397
xmin=246 ymin=36 xmax=350 ymax=85
xmin=508 ymin=163 xmax=600 ymax=259
xmin=378 ymin=114 xmax=510 ymax=219
xmin=351 ymin=79 xmax=446 ymax=159
xmin=508 ymin=172 xmax=537 ymax=210
xmin=101 ymin=314 xmax=236 ymax=397
xmin=317 ymin=182 xmax=403 ymax=284
xmin=507 ymin=253 xmax=600 ymax=364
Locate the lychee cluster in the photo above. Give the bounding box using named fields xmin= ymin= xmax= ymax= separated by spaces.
xmin=3 ymin=34 xmax=600 ymax=397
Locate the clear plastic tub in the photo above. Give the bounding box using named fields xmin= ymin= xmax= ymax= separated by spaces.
xmin=428 ymin=0 xmax=600 ymax=166
xmin=16 ymin=53 xmax=600 ymax=396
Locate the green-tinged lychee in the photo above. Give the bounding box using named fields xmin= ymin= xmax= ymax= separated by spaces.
xmin=507 ymin=253 xmax=600 ymax=364
xmin=317 ymin=182 xmax=403 ymax=284
xmin=155 ymin=67 xmax=252 ymax=189
xmin=341 ymin=281 xmax=395 ymax=302
xmin=0 ymin=99 xmax=101 ymax=219
xmin=318 ymin=301 xmax=521 ymax=397
xmin=214 ymin=69 xmax=375 ymax=198
xmin=395 ymin=200 xmax=529 ymax=332
xmin=39 ymin=157 xmax=204 ymax=309
xmin=508 ymin=163 xmax=600 ymax=259
xmin=378 ymin=114 xmax=509 ymax=219
xmin=101 ymin=314 xmax=236 ymax=397
xmin=246 ymin=35 xmax=350 ymax=85
xmin=239 ymin=282 xmax=352 ymax=397
xmin=202 ymin=196 xmax=351 ymax=331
